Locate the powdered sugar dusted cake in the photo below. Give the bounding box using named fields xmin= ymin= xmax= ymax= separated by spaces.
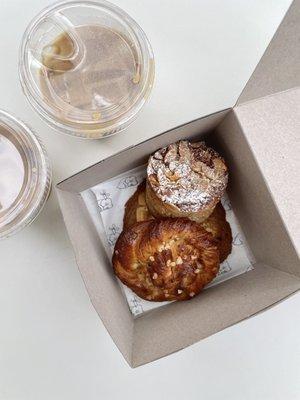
xmin=146 ymin=140 xmax=228 ymax=222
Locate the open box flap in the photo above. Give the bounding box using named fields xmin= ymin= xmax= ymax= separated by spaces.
xmin=237 ymin=0 xmax=300 ymax=105
xmin=234 ymin=87 xmax=300 ymax=259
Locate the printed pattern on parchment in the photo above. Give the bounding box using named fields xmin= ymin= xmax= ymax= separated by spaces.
xmin=107 ymin=224 xmax=121 ymax=247
xmin=90 ymin=165 xmax=254 ymax=317
xmin=97 ymin=190 xmax=113 ymax=212
xmin=117 ymin=176 xmax=139 ymax=189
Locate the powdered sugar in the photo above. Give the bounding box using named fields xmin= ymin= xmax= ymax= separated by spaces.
xmin=147 ymin=140 xmax=228 ymax=212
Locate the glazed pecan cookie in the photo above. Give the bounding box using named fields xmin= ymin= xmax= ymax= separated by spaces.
xmin=113 ymin=218 xmax=220 ymax=301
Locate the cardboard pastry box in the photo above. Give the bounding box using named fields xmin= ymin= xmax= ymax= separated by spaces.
xmin=56 ymin=1 xmax=300 ymax=367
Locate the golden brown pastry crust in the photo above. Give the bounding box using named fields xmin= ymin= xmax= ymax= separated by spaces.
xmin=123 ymin=181 xmax=154 ymax=230
xmin=124 ymin=181 xmax=232 ymax=262
xmin=200 ymin=203 xmax=232 ymax=263
xmin=146 ymin=140 xmax=228 ymax=223
xmin=113 ymin=219 xmax=220 ymax=301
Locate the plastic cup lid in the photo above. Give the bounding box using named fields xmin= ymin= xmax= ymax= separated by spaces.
xmin=0 ymin=110 xmax=51 ymax=238
xmin=19 ymin=0 xmax=155 ymax=138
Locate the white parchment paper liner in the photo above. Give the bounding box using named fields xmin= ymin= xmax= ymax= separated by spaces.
xmin=83 ymin=165 xmax=254 ymax=317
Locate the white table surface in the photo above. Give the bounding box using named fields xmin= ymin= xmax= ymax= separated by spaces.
xmin=1 ymin=1 xmax=299 ymax=399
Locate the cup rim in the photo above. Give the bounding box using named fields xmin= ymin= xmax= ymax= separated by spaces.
xmin=0 ymin=110 xmax=52 ymax=239
xmin=19 ymin=0 xmax=155 ymax=139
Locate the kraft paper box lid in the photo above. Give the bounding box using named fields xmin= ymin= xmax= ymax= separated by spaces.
xmin=237 ymin=0 xmax=300 ymax=105
xmin=233 ymin=0 xmax=300 ymax=257
xmin=56 ymin=0 xmax=300 ymax=367
xmin=234 ymin=87 xmax=300 ymax=258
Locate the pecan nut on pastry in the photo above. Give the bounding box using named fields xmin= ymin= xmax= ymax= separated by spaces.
xmin=113 ymin=219 xmax=220 ymax=301
xmin=146 ymin=140 xmax=228 ymax=223
xmin=124 ymin=181 xmax=232 ymax=263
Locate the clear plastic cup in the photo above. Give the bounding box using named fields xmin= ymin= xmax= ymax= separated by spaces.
xmin=0 ymin=110 xmax=52 ymax=239
xmin=19 ymin=0 xmax=155 ymax=139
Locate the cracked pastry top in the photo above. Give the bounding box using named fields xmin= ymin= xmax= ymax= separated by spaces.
xmin=146 ymin=140 xmax=228 ymax=222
